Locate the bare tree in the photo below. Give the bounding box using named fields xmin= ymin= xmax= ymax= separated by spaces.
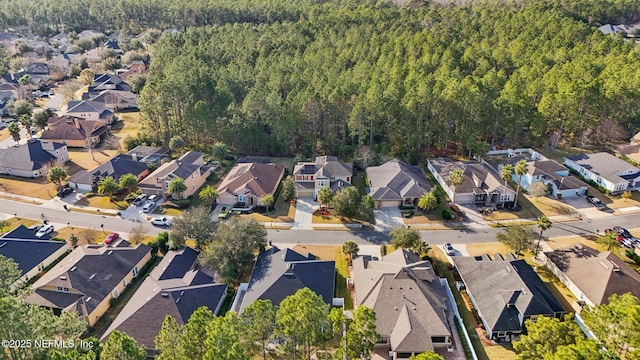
xmin=357 ymin=146 xmax=376 ymax=169
xmin=60 ymin=80 xmax=82 ymax=101
xmin=78 ymin=228 xmax=100 ymax=245
xmin=128 ymin=223 xmax=148 ymax=245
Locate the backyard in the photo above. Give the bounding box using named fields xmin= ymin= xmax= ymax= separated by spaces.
xmin=111 ymin=111 xmax=141 ymax=148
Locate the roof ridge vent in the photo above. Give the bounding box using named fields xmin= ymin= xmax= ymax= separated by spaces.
xmin=599 ymin=261 xmax=610 ymax=270
xmin=0 ymin=242 xmax=6 ymax=248
xmin=161 ymin=293 xmax=169 ymax=297
xmin=70 ymin=266 xmax=76 ymax=272
xmin=59 ymin=276 xmax=67 ymax=280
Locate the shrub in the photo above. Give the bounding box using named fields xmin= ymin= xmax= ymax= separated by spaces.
xmin=380 ymin=244 xmax=387 ymax=256
xmin=402 ymin=211 xmax=414 ymax=218
xmin=442 ymin=209 xmax=454 ymax=220
xmin=51 ymin=237 xmax=65 ymax=242
xmin=625 ymin=249 xmax=640 ymax=266
xmin=622 ymin=191 xmax=632 ymax=199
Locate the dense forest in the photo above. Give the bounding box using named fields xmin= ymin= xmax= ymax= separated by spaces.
xmin=2 ymin=0 xmax=640 ymax=161
xmin=136 ymin=1 xmax=640 ymax=161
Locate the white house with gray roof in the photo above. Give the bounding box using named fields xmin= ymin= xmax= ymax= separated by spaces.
xmin=564 ymin=152 xmax=640 ymax=193
xmin=0 ymin=139 xmax=68 ymax=178
xmin=366 ymin=159 xmax=432 ymax=208
xmin=352 ymin=248 xmax=453 ymax=359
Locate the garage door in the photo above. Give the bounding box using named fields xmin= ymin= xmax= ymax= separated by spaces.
xmin=378 ymin=200 xmax=400 ymax=208
xmin=297 ymin=188 xmax=314 ymax=198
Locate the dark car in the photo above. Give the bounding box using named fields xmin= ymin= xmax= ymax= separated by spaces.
xmin=57 ymin=186 xmax=73 ymax=198
xmin=613 ymin=226 xmax=634 ymax=239
xmin=103 ymin=232 xmax=120 ymax=245
xmin=586 ymin=195 xmax=605 ymax=210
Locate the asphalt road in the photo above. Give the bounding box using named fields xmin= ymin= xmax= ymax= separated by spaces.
xmin=2 ymin=197 xmax=637 ymax=245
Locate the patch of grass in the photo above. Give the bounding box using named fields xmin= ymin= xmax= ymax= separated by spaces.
xmin=0 ymin=175 xmax=56 ymax=200
xmin=312 ymin=213 xmax=361 ymax=224
xmin=153 ymin=206 xmax=183 ymax=216
xmin=292 ymin=245 xmax=354 ymax=309
xmin=484 ymin=344 xmax=517 ymax=360
xmin=267 ymin=157 xmax=295 ymax=173
xmin=522 ymin=195 xmax=575 ymax=217
xmin=0 ymin=128 xmax=10 ymax=142
xmin=1 ymin=217 xmax=39 ymax=232
xmin=239 ymin=191 xmax=293 ymax=223
xmin=465 ymin=242 xmax=513 ymax=257
xmin=75 ymin=194 xmax=129 ymax=210
xmin=112 ymin=112 xmax=141 ymax=148
xmin=68 ymin=149 xmax=119 ymax=171
xmin=69 ymin=207 xmax=118 ymax=216
xmin=352 ymin=172 xmax=367 ymax=196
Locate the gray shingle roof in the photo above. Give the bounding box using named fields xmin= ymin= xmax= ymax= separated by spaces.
xmin=0 ymin=236 xmax=67 ymax=276
xmin=366 ymin=159 xmax=431 ymax=201
xmin=429 ymin=158 xmax=515 ymax=197
xmin=352 ymin=248 xmax=450 ymax=353
xmin=453 ymin=255 xmax=565 ymax=334
xmin=0 ymin=139 xmax=64 ymax=171
xmin=2 ymin=225 xmax=51 ymax=241
xmin=544 ymin=244 xmax=640 ymax=305
xmin=27 ymin=243 xmax=151 ymax=316
xmin=238 ymin=247 xmax=335 ymax=313
xmin=101 ymin=248 xmax=227 ymax=350
xmin=565 ymin=152 xmax=640 ymax=184
xmin=68 ymin=154 xmax=147 ymax=186
xmin=293 ymin=156 xmax=353 ymax=180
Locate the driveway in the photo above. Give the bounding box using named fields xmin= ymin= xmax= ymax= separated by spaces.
xmin=292 ymin=198 xmax=315 ymax=230
xmin=373 ymin=207 xmax=404 ymax=232
xmin=562 ymin=196 xmax=615 ymax=220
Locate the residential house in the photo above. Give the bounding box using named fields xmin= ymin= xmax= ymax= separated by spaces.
xmin=501 ymin=154 xmax=588 ymax=199
xmin=232 ymin=246 xmax=336 ymax=314
xmin=366 ymin=159 xmax=432 ymax=208
xmin=598 ymin=24 xmax=624 ymax=35
xmin=126 ymin=146 xmax=170 ymax=165
xmin=0 ymin=139 xmax=68 ymax=178
xmin=352 ymin=248 xmax=453 ymax=359
xmin=293 ymin=156 xmax=352 ymax=198
xmin=0 ymin=225 xmax=69 ymax=288
xmin=542 ymin=244 xmax=640 ymax=309
xmin=81 ymin=90 xmax=137 ymax=111
xmin=89 ymin=73 xmax=131 ymax=92
xmin=41 ymin=116 xmax=109 ymax=148
xmin=0 ymin=32 xmax=19 ymax=55
xmin=565 ymin=152 xmax=640 ymax=193
xmin=119 ymin=60 xmax=148 ymax=81
xmin=101 ymin=248 xmax=227 ymax=356
xmin=217 ymin=162 xmax=285 ymax=209
xmin=616 ymin=131 xmax=640 ymax=163
xmin=103 ymin=40 xmax=123 ymax=55
xmin=428 ymin=158 xmax=516 ymax=206
xmin=138 ymin=151 xmax=211 ymax=199
xmin=453 ymin=254 xmax=566 ymax=340
xmin=26 ymin=241 xmax=152 ymax=327
xmin=68 ymin=154 xmax=150 ymax=191
xmin=66 ymin=100 xmax=114 ymax=124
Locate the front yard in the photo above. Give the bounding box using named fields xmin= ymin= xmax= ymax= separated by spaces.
xmin=0 ymin=175 xmax=56 ymax=200
xmin=75 ymin=194 xmax=129 ymax=210
xmin=241 ymin=194 xmax=295 ymax=223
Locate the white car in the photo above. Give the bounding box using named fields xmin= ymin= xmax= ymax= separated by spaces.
xmin=151 ymin=217 xmax=172 ymax=227
xmin=442 ymin=243 xmax=455 ymax=256
xmin=36 ymin=224 xmax=54 ymax=237
xmin=142 ymin=201 xmax=155 ymax=213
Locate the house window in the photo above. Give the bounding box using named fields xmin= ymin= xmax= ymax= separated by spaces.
xmin=122 ymin=279 xmax=127 ymax=288
xmin=112 ymin=289 xmax=119 ymax=298
xmin=347 ymin=176 xmax=350 ymax=182
xmin=238 ymin=195 xmax=246 ymax=202
xmin=56 ymin=286 xmax=69 ymax=293
xmin=310 ymin=176 xmax=314 ymax=180
xmin=132 ymin=266 xmax=138 ymax=277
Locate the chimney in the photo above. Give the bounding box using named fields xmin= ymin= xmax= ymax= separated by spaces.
xmin=131 ymin=153 xmax=137 ymax=161
xmin=74 ymin=118 xmax=81 ymax=130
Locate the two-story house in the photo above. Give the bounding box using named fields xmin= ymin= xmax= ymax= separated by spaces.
xmin=565 ymin=153 xmax=640 ymax=193
xmin=65 ymin=100 xmax=114 ymax=124
xmin=501 ymin=156 xmax=588 ymax=199
xmin=293 ymin=156 xmax=353 ymax=198
xmin=26 ymin=240 xmax=151 ymax=326
xmin=0 ymin=139 xmax=68 ymax=178
xmin=138 ymin=151 xmax=211 ymax=199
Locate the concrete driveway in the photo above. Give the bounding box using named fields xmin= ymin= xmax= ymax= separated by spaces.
xmin=373 ymin=207 xmax=404 ymax=232
xmin=562 ymin=196 xmax=615 ymax=220
xmin=292 ymin=198 xmax=315 ymax=230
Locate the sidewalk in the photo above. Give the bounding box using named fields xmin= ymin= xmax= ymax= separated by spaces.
xmin=0 ymin=190 xmax=122 ymax=216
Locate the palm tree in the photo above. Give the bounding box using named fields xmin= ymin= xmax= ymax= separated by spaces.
xmin=450 ymin=168 xmax=465 ymax=187
xmin=261 ymin=194 xmax=275 ymax=212
xmin=18 ymin=74 xmax=31 ymax=91
xmin=514 ymin=159 xmax=528 ymax=206
xmin=212 ymin=141 xmax=227 ymax=160
xmin=500 ymin=164 xmax=514 ymax=206
xmin=97 ymin=176 xmax=120 ymax=200
xmin=342 ymin=240 xmax=359 ymax=264
xmin=47 ymin=166 xmax=67 ymax=188
xmin=199 ymin=185 xmax=219 ymax=208
xmin=167 ymin=178 xmax=187 ymax=199
xmin=534 ymin=215 xmax=552 ymax=258
xmin=0 ymin=218 xmax=9 ymax=234
xmin=417 ymin=190 xmax=438 ymax=213
xmin=597 ymin=231 xmax=621 ymax=252
xmin=118 ymin=173 xmax=138 ymax=192
xmin=8 ymin=122 xmax=20 ymax=143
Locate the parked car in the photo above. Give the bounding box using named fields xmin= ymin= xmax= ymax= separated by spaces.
xmin=586 ymin=195 xmax=605 ymax=210
xmin=442 ymin=242 xmax=455 ymax=256
xmin=148 ymin=194 xmax=159 ymax=202
xmin=142 ymin=201 xmax=155 ymax=213
xmin=133 ymin=194 xmax=148 ymax=206
xmin=103 ymin=232 xmax=120 ymax=245
xmin=218 ymin=206 xmax=230 ymax=219
xmin=28 ymin=224 xmax=44 ymax=232
xmin=57 ymin=186 xmax=73 ymax=198
xmin=613 ymin=226 xmax=634 ymax=239
xmin=36 ymin=224 xmax=54 ymax=237
xmin=0 ymin=122 xmax=5 ymax=129
xmin=151 ymin=217 xmax=172 ymax=227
